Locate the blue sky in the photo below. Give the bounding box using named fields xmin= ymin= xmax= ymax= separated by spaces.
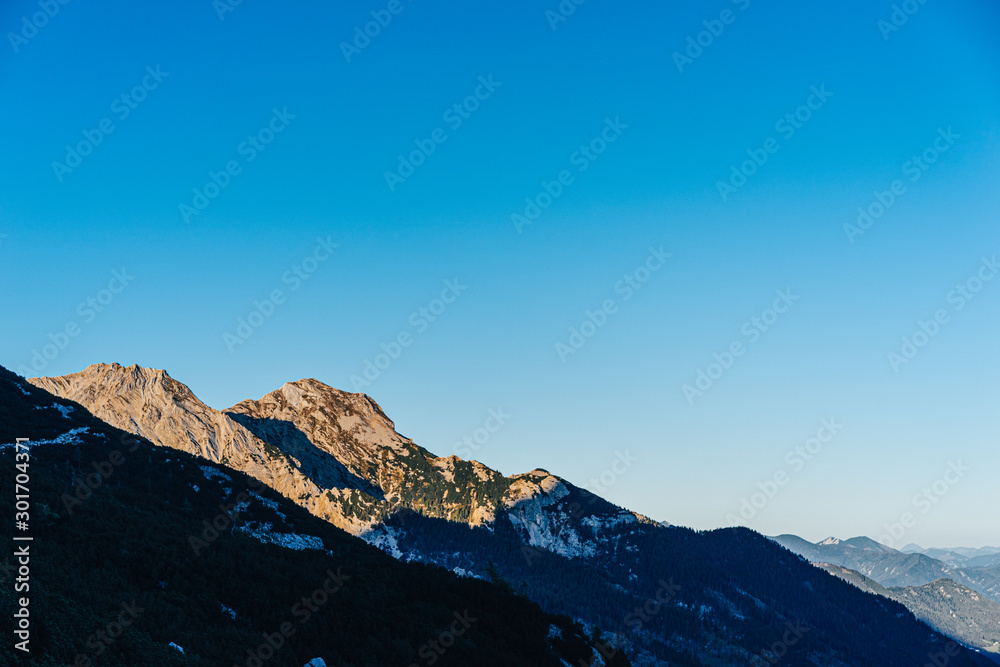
xmin=2 ymin=0 xmax=998 ymax=547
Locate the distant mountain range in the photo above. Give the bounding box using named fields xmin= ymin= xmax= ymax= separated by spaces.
xmin=773 ymin=535 xmax=1000 ymax=662
xmin=771 ymin=535 xmax=1000 ymax=597
xmin=7 ymin=362 xmax=999 ymax=666
xmin=902 ymin=544 xmax=1000 ymax=569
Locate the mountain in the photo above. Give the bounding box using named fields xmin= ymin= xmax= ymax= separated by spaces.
xmin=224 ymin=376 xmax=647 ymax=556
xmin=0 ymin=365 xmax=628 ymax=667
xmin=27 ymin=363 xmax=327 ymax=517
xmin=770 ymin=535 xmax=947 ymax=587
xmin=966 ymin=554 xmax=1000 ymax=569
xmin=25 ymin=363 xmax=1000 ymax=667
xmin=922 ymin=549 xmax=984 ymax=568
xmin=772 ymin=535 xmax=952 ymax=586
xmin=30 ymin=365 xmax=643 ymax=547
xmin=772 ymin=534 xmax=1000 ymax=603
xmin=815 ymin=563 xmax=1000 ymax=659
xmin=906 ymin=546 xmax=1000 ymax=569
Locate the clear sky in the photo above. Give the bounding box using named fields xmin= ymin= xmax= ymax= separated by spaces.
xmin=2 ymin=0 xmax=998 ymax=548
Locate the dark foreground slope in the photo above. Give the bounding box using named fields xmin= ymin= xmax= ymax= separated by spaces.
xmin=393 ymin=512 xmax=998 ymax=667
xmin=0 ymin=366 xmax=627 ymax=667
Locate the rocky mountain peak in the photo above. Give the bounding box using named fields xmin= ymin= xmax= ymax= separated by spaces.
xmin=30 ymin=363 xmax=642 ymax=549
xmin=28 ymin=363 xmax=323 ymax=523
xmin=228 ymin=377 xmax=410 ymax=457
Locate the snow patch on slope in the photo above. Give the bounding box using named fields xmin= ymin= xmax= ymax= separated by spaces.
xmin=251 ymin=491 xmax=288 ymax=521
xmin=361 ymin=525 xmax=405 ymax=559
xmin=1 ymin=427 xmax=89 ymax=449
xmin=200 ymin=465 xmax=232 ymax=483
xmin=238 ymin=522 xmax=324 ymax=551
